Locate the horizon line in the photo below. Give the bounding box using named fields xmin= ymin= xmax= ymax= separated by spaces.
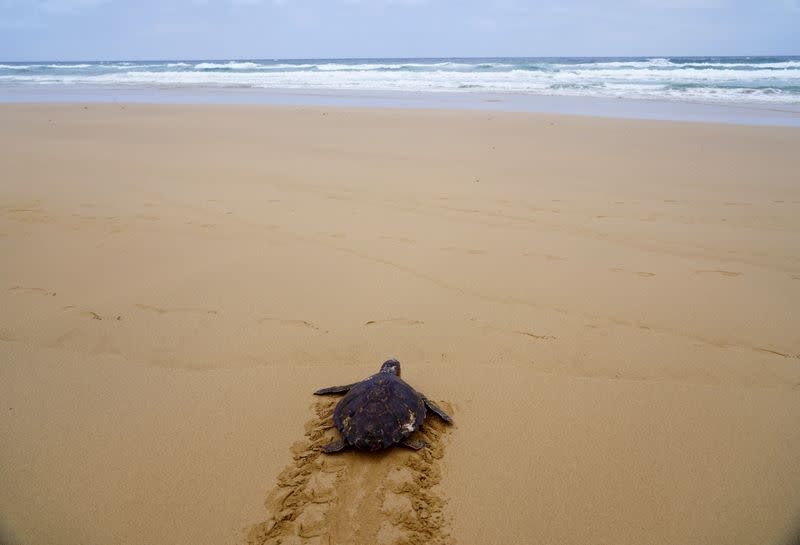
xmin=3 ymin=53 xmax=800 ymax=64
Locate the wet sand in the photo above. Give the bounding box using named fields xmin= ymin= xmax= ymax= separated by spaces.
xmin=1 ymin=103 xmax=799 ymax=545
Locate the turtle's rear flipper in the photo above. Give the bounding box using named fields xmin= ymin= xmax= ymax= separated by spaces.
xmin=321 ymin=439 xmax=347 ymax=453
xmin=401 ymin=439 xmax=428 ymax=450
xmin=314 ymin=383 xmax=358 ymax=396
xmin=423 ymin=397 xmax=453 ymax=424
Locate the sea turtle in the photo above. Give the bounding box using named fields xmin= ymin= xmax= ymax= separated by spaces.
xmin=314 ymin=358 xmax=452 ymax=453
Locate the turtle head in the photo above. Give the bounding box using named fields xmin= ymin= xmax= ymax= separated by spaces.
xmin=379 ymin=358 xmax=401 ymax=377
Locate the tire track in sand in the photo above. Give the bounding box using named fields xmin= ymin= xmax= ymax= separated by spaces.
xmin=247 ymin=399 xmax=453 ymax=545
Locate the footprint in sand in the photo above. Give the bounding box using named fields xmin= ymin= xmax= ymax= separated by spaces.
xmin=515 ymin=330 xmax=556 ymax=341
xmin=259 ymin=318 xmax=321 ymax=330
xmin=485 ymin=325 xmax=556 ymax=341
xmin=610 ymin=268 xmax=656 ymax=278
xmin=365 ymin=319 xmax=424 ymax=327
xmin=8 ymin=286 xmax=57 ymax=296
xmin=756 ymin=347 xmax=800 ymax=360
xmin=695 ymin=269 xmax=741 ymax=278
xmin=284 ymin=320 xmax=319 ymax=330
xmin=246 ymin=399 xmax=453 ymax=545
xmin=73 ymin=310 xmax=121 ymax=321
xmin=5 ymin=207 xmax=38 ymax=215
xmin=522 ymin=252 xmax=565 ymax=261
xmin=135 ymin=304 xmax=218 ymax=316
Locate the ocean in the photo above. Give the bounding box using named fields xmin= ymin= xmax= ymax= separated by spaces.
xmin=2 ymin=56 xmax=800 ymax=106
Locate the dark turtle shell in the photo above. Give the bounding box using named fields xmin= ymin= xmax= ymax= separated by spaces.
xmin=333 ymin=372 xmax=426 ymax=451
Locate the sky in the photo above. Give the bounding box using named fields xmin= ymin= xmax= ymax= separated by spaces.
xmin=1 ymin=0 xmax=798 ymax=61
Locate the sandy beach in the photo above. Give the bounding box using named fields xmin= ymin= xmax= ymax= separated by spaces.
xmin=1 ymin=103 xmax=799 ymax=545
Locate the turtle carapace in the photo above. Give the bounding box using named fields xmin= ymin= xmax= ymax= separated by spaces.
xmin=313 ymin=359 xmax=452 ymax=453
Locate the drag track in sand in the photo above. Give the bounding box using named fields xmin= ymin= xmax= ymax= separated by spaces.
xmin=247 ymin=399 xmax=454 ymax=545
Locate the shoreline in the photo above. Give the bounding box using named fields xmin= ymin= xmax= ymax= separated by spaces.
xmin=2 ymin=85 xmax=800 ymax=126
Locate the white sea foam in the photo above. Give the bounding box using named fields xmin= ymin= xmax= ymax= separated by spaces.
xmin=674 ymin=60 xmax=800 ymax=69
xmin=194 ymin=61 xmax=262 ymax=69
xmin=108 ymin=63 xmax=172 ymax=69
xmin=2 ymin=58 xmax=799 ymax=105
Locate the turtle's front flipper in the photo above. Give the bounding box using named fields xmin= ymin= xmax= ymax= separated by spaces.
xmin=314 ymin=383 xmax=358 ymax=396
xmin=321 ymin=439 xmax=347 ymax=453
xmin=423 ymin=397 xmax=453 ymax=423
xmin=401 ymin=439 xmax=427 ymax=450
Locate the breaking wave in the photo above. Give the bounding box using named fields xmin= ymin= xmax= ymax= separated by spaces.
xmin=1 ymin=56 xmax=799 ymax=105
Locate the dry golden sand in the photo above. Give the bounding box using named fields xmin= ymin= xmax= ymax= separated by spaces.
xmin=0 ymin=103 xmax=799 ymax=545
